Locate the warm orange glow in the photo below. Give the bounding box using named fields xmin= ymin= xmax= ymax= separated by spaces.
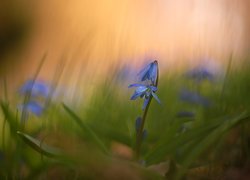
xmin=1 ymin=0 xmax=249 ymax=96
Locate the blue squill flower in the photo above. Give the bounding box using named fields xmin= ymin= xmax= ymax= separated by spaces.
xmin=185 ymin=66 xmax=214 ymax=82
xmin=179 ymin=89 xmax=211 ymax=107
xmin=19 ymin=80 xmax=50 ymax=97
xmin=19 ymin=101 xmax=44 ymax=116
xmin=138 ymin=61 xmax=158 ymax=84
xmin=129 ymin=84 xmax=161 ymax=109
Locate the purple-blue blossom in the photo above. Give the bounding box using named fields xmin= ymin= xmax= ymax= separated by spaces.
xmin=138 ymin=61 xmax=158 ymax=84
xmin=185 ymin=66 xmax=215 ymax=82
xmin=128 ymin=84 xmax=161 ymax=109
xmin=179 ymin=89 xmax=211 ymax=107
xmin=19 ymin=80 xmax=50 ymax=97
xmin=19 ymin=101 xmax=44 ymax=116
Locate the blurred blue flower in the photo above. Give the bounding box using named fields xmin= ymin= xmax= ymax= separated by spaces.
xmin=138 ymin=61 xmax=158 ymax=84
xmin=176 ymin=111 xmax=195 ymax=118
xmin=185 ymin=66 xmax=214 ymax=82
xmin=179 ymin=89 xmax=211 ymax=107
xmin=129 ymin=83 xmax=161 ymax=109
xmin=19 ymin=101 xmax=44 ymax=116
xmin=19 ymin=80 xmax=50 ymax=97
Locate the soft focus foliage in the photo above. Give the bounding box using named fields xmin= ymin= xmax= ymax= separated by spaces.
xmin=0 ymin=59 xmax=250 ymax=179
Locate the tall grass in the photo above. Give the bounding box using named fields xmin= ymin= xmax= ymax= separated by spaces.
xmin=0 ymin=58 xmax=250 ymax=179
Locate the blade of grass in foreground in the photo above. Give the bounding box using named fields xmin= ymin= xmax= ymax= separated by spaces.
xmin=2 ymin=77 xmax=8 ymax=150
xmin=145 ymin=112 xmax=249 ymax=166
xmin=175 ymin=112 xmax=250 ymax=179
xmin=20 ymin=53 xmax=47 ymax=128
xmin=0 ymin=101 xmax=19 ymax=136
xmin=62 ymin=103 xmax=109 ymax=154
xmin=17 ymin=131 xmax=64 ymax=158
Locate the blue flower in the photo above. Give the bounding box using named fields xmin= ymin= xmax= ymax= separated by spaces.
xmin=138 ymin=61 xmax=158 ymax=84
xmin=185 ymin=66 xmax=214 ymax=82
xmin=19 ymin=101 xmax=44 ymax=116
xmin=129 ymin=84 xmax=161 ymax=109
xmin=19 ymin=80 xmax=50 ymax=97
xmin=179 ymin=89 xmax=211 ymax=107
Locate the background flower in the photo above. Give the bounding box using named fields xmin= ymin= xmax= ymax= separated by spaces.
xmin=19 ymin=80 xmax=50 ymax=98
xmin=18 ymin=101 xmax=44 ymax=116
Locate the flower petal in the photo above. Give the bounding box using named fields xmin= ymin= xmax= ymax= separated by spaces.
xmin=149 ymin=85 xmax=157 ymax=92
xmin=138 ymin=63 xmax=152 ymax=81
xmin=128 ymin=83 xmax=144 ymax=88
xmin=19 ymin=80 xmax=50 ymax=97
xmin=138 ymin=61 xmax=158 ymax=84
xmin=151 ymin=92 xmax=161 ymax=104
xmin=19 ymin=101 xmax=44 ymax=116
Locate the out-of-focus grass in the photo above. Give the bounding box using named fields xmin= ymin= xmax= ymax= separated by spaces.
xmin=0 ymin=60 xmax=250 ymax=179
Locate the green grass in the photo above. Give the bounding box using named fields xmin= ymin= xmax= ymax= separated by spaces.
xmin=0 ymin=61 xmax=250 ymax=179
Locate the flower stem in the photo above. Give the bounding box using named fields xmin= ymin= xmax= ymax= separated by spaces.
xmin=135 ymin=60 xmax=159 ymax=160
xmin=135 ymin=96 xmax=152 ymax=160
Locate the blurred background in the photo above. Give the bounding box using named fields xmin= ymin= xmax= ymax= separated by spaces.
xmin=1 ymin=1 xmax=250 ymax=179
xmin=0 ymin=0 xmax=250 ymax=99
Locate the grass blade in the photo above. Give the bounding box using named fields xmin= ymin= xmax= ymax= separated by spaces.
xmin=17 ymin=131 xmax=64 ymax=158
xmin=62 ymin=103 xmax=109 ymax=154
xmin=0 ymin=101 xmax=19 ymax=136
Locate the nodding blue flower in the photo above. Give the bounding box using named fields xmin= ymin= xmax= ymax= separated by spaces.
xmin=19 ymin=80 xmax=50 ymax=97
xmin=179 ymin=89 xmax=211 ymax=107
xmin=176 ymin=111 xmax=195 ymax=118
xmin=19 ymin=101 xmax=44 ymax=116
xmin=185 ymin=66 xmax=214 ymax=82
xmin=138 ymin=61 xmax=158 ymax=84
xmin=128 ymin=83 xmax=161 ymax=109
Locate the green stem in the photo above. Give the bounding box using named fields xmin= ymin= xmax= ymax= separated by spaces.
xmin=135 ymin=60 xmax=159 ymax=160
xmin=135 ymin=96 xmax=153 ymax=159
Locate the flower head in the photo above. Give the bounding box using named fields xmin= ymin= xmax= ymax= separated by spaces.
xmin=186 ymin=66 xmax=214 ymax=82
xmin=179 ymin=89 xmax=211 ymax=107
xmin=129 ymin=83 xmax=161 ymax=109
xmin=18 ymin=101 xmax=44 ymax=116
xmin=19 ymin=80 xmax=50 ymax=97
xmin=138 ymin=61 xmax=158 ymax=84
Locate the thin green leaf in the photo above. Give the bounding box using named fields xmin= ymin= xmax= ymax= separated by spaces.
xmin=21 ymin=53 xmax=47 ymax=125
xmin=175 ymin=112 xmax=249 ymax=179
xmin=17 ymin=131 xmax=64 ymax=158
xmin=62 ymin=103 xmax=109 ymax=154
xmin=0 ymin=101 xmax=19 ymax=135
xmin=145 ymin=113 xmax=248 ymax=166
